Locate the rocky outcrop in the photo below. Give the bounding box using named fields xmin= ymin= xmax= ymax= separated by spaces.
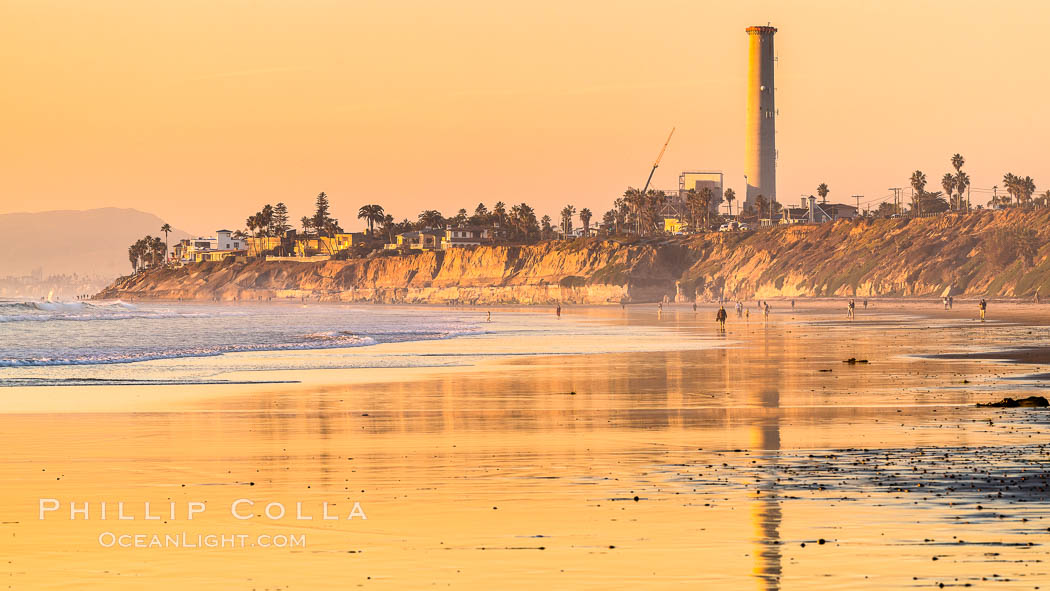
xmin=97 ymin=209 xmax=1050 ymax=304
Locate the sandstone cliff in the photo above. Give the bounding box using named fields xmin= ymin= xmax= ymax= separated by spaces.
xmin=97 ymin=209 xmax=1050 ymax=304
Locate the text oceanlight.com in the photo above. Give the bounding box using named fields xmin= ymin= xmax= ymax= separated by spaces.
xmin=97 ymin=532 xmax=306 ymax=549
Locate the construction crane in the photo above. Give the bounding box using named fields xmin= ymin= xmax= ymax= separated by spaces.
xmin=641 ymin=127 xmax=675 ymax=196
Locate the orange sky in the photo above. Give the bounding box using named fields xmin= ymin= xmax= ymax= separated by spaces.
xmin=2 ymin=0 xmax=1049 ymax=234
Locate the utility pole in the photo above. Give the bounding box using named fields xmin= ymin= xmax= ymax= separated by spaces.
xmin=852 ymin=195 xmax=862 ymax=215
xmin=888 ymin=188 xmax=902 ymax=216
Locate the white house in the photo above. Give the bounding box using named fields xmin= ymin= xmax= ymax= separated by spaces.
xmin=215 ymin=230 xmax=245 ymax=251
xmin=442 ymin=225 xmax=492 ymax=249
xmin=174 ymin=230 xmax=248 ymax=264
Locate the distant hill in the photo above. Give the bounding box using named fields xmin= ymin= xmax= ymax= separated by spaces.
xmin=0 ymin=208 xmax=192 ymax=278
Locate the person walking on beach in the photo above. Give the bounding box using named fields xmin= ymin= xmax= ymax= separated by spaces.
xmin=863 ymin=299 xmax=868 ymax=309
xmin=486 ymin=311 xmax=491 ymax=322
xmin=791 ymin=299 xmax=795 ymax=310
xmin=556 ymin=304 xmax=561 ymax=318
xmin=763 ymin=302 xmax=770 ymax=321
xmin=692 ymin=302 xmax=697 ymax=313
xmin=949 ymin=295 xmax=953 ymax=309
xmin=716 ymin=305 xmax=727 ymax=331
xmin=847 ymin=299 xmax=855 ymax=319
xmin=979 ymin=298 xmax=987 ymax=321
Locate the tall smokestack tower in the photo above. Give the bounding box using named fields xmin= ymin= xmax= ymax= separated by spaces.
xmin=744 ymin=25 xmax=777 ymax=212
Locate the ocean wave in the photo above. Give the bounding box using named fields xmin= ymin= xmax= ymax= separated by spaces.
xmin=0 ymin=300 xmax=232 ymax=323
xmin=300 ymin=331 xmax=379 ymax=346
xmin=0 ymin=301 xmax=485 ymax=369
xmin=0 ymin=328 xmax=480 ymax=368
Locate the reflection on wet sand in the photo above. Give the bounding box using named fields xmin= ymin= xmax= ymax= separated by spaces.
xmin=3 ymin=303 xmax=1050 ymax=589
xmin=750 ymin=387 xmax=782 ymax=591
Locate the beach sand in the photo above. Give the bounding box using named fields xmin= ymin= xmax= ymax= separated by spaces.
xmin=3 ymin=300 xmax=1050 ymax=589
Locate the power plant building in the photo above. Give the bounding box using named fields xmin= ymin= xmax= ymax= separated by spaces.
xmin=679 ymin=171 xmax=724 ymax=214
xmin=744 ymin=25 xmax=777 ymax=211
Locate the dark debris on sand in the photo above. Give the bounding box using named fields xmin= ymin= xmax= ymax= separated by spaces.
xmin=977 ymin=396 xmax=1050 ymax=408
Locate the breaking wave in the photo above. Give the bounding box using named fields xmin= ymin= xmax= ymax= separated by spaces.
xmin=0 ymin=300 xmax=218 ymax=323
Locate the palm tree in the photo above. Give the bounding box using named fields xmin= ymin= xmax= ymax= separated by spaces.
xmin=699 ymin=187 xmax=713 ymax=229
xmin=642 ymin=190 xmax=666 ymax=234
xmin=951 ymin=153 xmax=965 ymax=173
xmin=540 ymin=215 xmax=553 ymax=240
xmin=614 ymin=197 xmax=629 ymax=234
xmin=910 ymin=170 xmax=927 ymax=216
xmin=560 ymin=205 xmax=576 ymax=237
xmin=954 ymin=171 xmax=971 ymax=210
xmin=601 ymin=210 xmax=615 ymax=235
xmin=245 ymin=213 xmax=261 ymax=255
xmin=724 ymin=188 xmax=736 ymax=216
xmin=1001 ymin=173 xmax=1034 ymax=207
xmin=492 ymin=201 xmax=507 ymax=229
xmin=160 ymin=223 xmax=172 ymax=264
xmin=579 ymin=208 xmax=592 ymax=236
xmin=381 ymin=214 xmax=396 ymax=241
xmin=621 ymin=188 xmax=644 ymax=234
xmin=756 ymin=195 xmax=768 ymax=219
xmin=684 ymin=189 xmax=701 ymax=230
xmin=151 ymin=237 xmax=166 ymax=266
xmin=510 ymin=203 xmax=538 ymax=242
xmin=1020 ymin=176 xmax=1036 ymax=206
xmin=941 ymin=173 xmax=956 ymax=210
xmin=357 ymin=204 xmax=385 ymax=235
xmin=418 ymin=210 xmax=444 ymax=229
xmin=817 ymin=183 xmax=829 ymax=204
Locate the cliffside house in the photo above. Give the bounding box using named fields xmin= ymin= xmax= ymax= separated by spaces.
xmin=293 ymin=232 xmax=366 ymax=257
xmin=783 ymin=196 xmax=859 ymax=224
xmin=442 ymin=225 xmax=492 ymax=249
xmin=759 ymin=214 xmax=785 ymax=227
xmin=781 ymin=206 xmax=811 ymax=225
xmin=174 ymin=230 xmax=248 ymax=264
xmin=389 ymin=229 xmax=444 ymax=251
xmin=245 ymin=235 xmax=284 ymax=256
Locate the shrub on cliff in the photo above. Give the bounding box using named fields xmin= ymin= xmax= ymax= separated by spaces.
xmin=982 ymin=226 xmax=1039 ymax=269
xmin=986 ymin=228 xmax=1021 ymax=268
xmin=1016 ymin=228 xmax=1039 ymax=268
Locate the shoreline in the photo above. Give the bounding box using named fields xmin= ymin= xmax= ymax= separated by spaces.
xmin=4 ymin=300 xmax=1050 ymax=413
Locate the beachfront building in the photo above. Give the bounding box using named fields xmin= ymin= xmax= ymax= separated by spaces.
xmin=389 ymin=229 xmax=444 ymax=251
xmin=780 ymin=206 xmax=810 ymax=225
xmin=292 ymin=232 xmax=366 ymax=257
xmin=442 ymin=225 xmax=492 ymax=249
xmin=174 ymin=230 xmax=248 ymax=264
xmin=245 ymin=235 xmax=284 ymax=256
xmin=779 ymin=197 xmax=859 ymax=224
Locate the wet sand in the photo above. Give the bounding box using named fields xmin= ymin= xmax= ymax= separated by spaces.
xmin=3 ymin=301 xmax=1050 ymax=589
